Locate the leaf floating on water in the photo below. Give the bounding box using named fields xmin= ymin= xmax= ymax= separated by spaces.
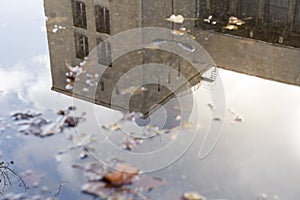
xmin=102 ymin=123 xmax=121 ymax=132
xmin=64 ymin=116 xmax=79 ymax=127
xmin=234 ymin=115 xmax=244 ymax=122
xmin=65 ymin=84 xmax=73 ymax=90
xmin=11 ymin=111 xmax=41 ymax=121
xmin=207 ymin=103 xmax=214 ymax=110
xmin=223 ymin=24 xmax=238 ymax=30
xmin=103 ymin=163 xmax=140 ymax=187
xmin=229 ymin=16 xmax=245 ymax=26
xmin=180 ymin=121 xmax=196 ymax=129
xmin=213 ymin=117 xmax=222 ymax=121
xmin=165 ymin=14 xmax=184 ymax=23
xmin=15 ymin=107 xmax=84 ymax=137
xmin=120 ymin=86 xmax=145 ymax=95
xmin=177 ymin=42 xmax=196 ymax=52
xmin=79 ymin=151 xmax=89 ymax=160
xmin=175 ymin=115 xmax=182 ymax=121
xmin=183 ymin=192 xmax=206 ymax=200
xmin=68 ymin=106 xmax=76 ymax=111
xmin=203 ymin=15 xmax=213 ymax=23
xmin=19 ymin=117 xmax=51 ymax=136
xmin=258 ymin=193 xmax=268 ymax=200
xmin=122 ymin=137 xmax=143 ymax=151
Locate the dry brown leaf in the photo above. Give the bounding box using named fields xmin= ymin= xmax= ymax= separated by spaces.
xmin=104 ymin=163 xmax=140 ymax=186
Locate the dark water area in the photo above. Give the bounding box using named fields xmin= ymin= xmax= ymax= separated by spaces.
xmin=0 ymin=1 xmax=300 ymax=200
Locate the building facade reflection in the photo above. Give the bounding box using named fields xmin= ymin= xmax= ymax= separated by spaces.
xmin=44 ymin=0 xmax=216 ymax=117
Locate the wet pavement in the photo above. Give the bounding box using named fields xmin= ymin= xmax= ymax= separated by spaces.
xmin=0 ymin=1 xmax=300 ymax=200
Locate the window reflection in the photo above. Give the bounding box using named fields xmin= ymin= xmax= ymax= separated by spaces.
xmin=97 ymin=37 xmax=112 ymax=67
xmin=72 ymin=0 xmax=87 ymax=29
xmin=95 ymin=5 xmax=110 ymax=34
xmin=74 ymin=32 xmax=89 ymax=59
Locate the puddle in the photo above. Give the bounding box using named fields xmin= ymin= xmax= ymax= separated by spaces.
xmin=0 ymin=1 xmax=300 ymax=200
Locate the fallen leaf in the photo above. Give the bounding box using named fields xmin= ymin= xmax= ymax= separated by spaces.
xmin=183 ymin=192 xmax=206 ymax=200
xmin=102 ymin=123 xmax=121 ymax=131
xmin=64 ymin=116 xmax=79 ymax=127
xmin=234 ymin=115 xmax=243 ymax=122
xmin=11 ymin=111 xmax=41 ymax=121
xmin=122 ymin=137 xmax=143 ymax=151
xmin=223 ymin=24 xmax=238 ymax=30
xmin=180 ymin=121 xmax=195 ymax=129
xmin=165 ymin=14 xmax=184 ymax=23
xmin=104 ymin=163 xmax=140 ymax=186
xmin=229 ymin=16 xmax=245 ymax=25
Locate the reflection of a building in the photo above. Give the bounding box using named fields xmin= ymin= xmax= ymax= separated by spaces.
xmin=44 ymin=0 xmax=216 ymax=116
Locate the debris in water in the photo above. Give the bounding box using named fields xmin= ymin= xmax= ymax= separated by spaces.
xmin=63 ymin=116 xmax=79 ymax=127
xmin=207 ymin=103 xmax=214 ymax=110
xmin=279 ymin=36 xmax=284 ymax=44
xmin=180 ymin=121 xmax=195 ymax=129
xmin=177 ymin=42 xmax=196 ymax=52
xmin=203 ymin=15 xmax=213 ymax=23
xmin=79 ymin=151 xmax=89 ymax=160
xmin=102 ymin=123 xmax=121 ymax=132
xmin=175 ymin=115 xmax=182 ymax=121
xmin=52 ymin=24 xmax=66 ymax=33
xmin=171 ymin=134 xmax=177 ymax=140
xmin=104 ymin=163 xmax=140 ymax=186
xmin=151 ymin=39 xmax=168 ymax=46
xmin=18 ymin=117 xmax=50 ymax=136
xmin=234 ymin=115 xmax=243 ymax=122
xmin=223 ymin=24 xmax=238 ymax=31
xmin=228 ymin=108 xmax=237 ymax=114
xmin=183 ymin=192 xmax=206 ymax=200
xmin=120 ymin=86 xmax=145 ymax=95
xmin=14 ymin=107 xmax=84 ymax=137
xmin=122 ymin=136 xmax=143 ymax=151
xmin=213 ymin=117 xmax=222 ymax=121
xmin=228 ymin=16 xmax=245 ymax=26
xmin=65 ymin=84 xmax=73 ymax=90
xmin=11 ymin=111 xmax=41 ymax=121
xmin=172 ymin=30 xmax=184 ymax=36
xmin=165 ymin=14 xmax=185 ymax=24
xmin=258 ymin=193 xmax=268 ymax=200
